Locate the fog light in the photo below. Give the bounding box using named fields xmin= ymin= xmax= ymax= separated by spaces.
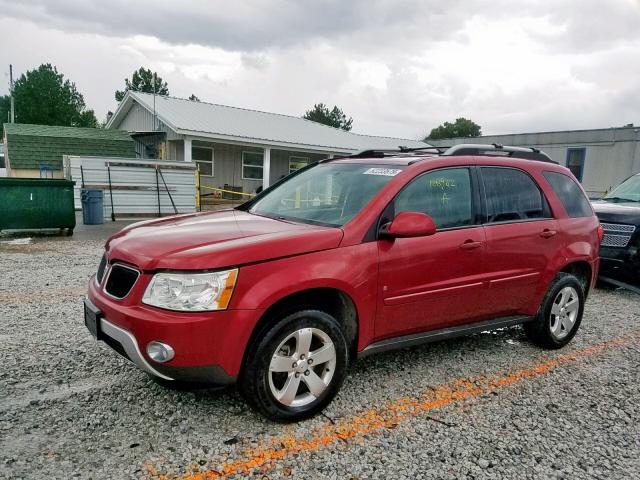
xmin=146 ymin=341 xmax=175 ymax=363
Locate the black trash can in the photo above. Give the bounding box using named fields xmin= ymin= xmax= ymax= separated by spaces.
xmin=81 ymin=189 xmax=104 ymax=225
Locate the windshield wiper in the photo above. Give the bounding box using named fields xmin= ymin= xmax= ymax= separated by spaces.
xmin=249 ymin=210 xmax=287 ymax=221
xmin=603 ymin=196 xmax=639 ymax=202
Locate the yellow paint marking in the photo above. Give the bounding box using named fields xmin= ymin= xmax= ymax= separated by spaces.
xmin=155 ymin=334 xmax=637 ymax=479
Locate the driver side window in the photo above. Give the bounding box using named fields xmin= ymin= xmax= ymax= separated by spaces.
xmin=395 ymin=168 xmax=473 ymax=229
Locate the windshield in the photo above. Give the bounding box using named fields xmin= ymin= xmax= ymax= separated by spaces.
xmin=604 ymin=175 xmax=640 ymax=202
xmin=248 ymin=163 xmax=404 ymax=226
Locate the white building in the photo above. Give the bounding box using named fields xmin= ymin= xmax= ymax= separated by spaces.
xmin=107 ymin=92 xmax=427 ymax=200
xmin=430 ymin=126 xmax=640 ymax=198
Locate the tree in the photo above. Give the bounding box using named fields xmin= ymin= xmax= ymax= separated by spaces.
xmin=188 ymin=94 xmax=200 ymax=102
xmin=425 ymin=118 xmax=481 ymax=140
xmin=0 ymin=95 xmax=10 ymax=129
xmin=0 ymin=63 xmax=97 ymax=137
xmin=99 ymin=111 xmax=114 ymax=129
xmin=303 ymin=103 xmax=353 ymax=131
xmin=115 ymin=67 xmax=169 ymax=102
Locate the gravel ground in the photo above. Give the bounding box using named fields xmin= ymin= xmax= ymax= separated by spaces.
xmin=0 ymin=235 xmax=639 ymax=480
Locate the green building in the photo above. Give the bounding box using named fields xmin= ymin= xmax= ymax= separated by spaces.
xmin=2 ymin=123 xmax=135 ymax=178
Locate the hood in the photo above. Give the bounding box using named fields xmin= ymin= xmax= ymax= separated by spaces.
xmin=105 ymin=209 xmax=344 ymax=270
xmin=591 ymin=200 xmax=640 ymax=225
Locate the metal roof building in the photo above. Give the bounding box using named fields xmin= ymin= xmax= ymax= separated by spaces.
xmin=107 ymin=91 xmax=427 ymax=197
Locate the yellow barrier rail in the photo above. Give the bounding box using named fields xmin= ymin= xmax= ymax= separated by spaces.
xmin=199 ymin=185 xmax=256 ymax=197
xmin=195 ymin=167 xmax=201 ymax=210
xmin=196 ymin=168 xmax=256 ymax=211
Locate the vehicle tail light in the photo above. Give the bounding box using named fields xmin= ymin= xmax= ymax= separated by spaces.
xmin=597 ymin=224 xmax=604 ymax=242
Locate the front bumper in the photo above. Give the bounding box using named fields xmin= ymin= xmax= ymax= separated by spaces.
xmin=99 ymin=315 xmax=236 ymax=384
xmin=98 ymin=309 xmax=173 ymax=381
xmin=86 ymin=275 xmax=263 ymax=384
xmin=599 ymin=245 xmax=640 ymax=281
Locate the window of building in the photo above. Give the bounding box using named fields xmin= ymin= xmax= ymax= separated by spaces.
xmin=394 ymin=168 xmax=473 ymax=229
xmin=289 ymin=156 xmax=309 ymax=174
xmin=193 ymin=146 xmax=214 ymax=176
xmin=481 ymin=167 xmax=550 ymax=223
xmin=543 ymin=171 xmax=592 ymax=218
xmin=242 ymin=151 xmax=264 ymax=180
xmin=566 ymin=148 xmax=586 ymax=181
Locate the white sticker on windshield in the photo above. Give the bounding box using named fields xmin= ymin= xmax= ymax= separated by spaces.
xmin=363 ymin=168 xmax=402 ymax=177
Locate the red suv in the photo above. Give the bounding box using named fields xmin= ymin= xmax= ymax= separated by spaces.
xmin=85 ymin=144 xmax=601 ymax=421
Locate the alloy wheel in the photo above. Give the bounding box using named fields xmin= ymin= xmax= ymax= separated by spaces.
xmin=268 ymin=327 xmax=337 ymax=407
xmin=549 ymin=286 xmax=579 ymax=340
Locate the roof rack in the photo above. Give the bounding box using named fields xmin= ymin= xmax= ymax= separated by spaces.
xmin=399 ymin=145 xmax=449 ymax=154
xmin=347 ymin=149 xmax=410 ymax=159
xmin=441 ymin=143 xmax=557 ymax=163
xmin=333 ymin=143 xmax=557 ymax=164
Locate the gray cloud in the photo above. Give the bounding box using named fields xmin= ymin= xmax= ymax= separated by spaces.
xmin=0 ymin=0 xmax=549 ymax=53
xmin=1 ymin=1 xmax=638 ymax=138
xmin=2 ymin=0 xmax=637 ymax=54
xmin=0 ymin=0 xmax=442 ymax=51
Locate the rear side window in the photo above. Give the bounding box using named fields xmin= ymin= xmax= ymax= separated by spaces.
xmin=543 ymin=171 xmax=593 ymax=218
xmin=481 ymin=167 xmax=550 ymax=223
xmin=394 ymin=168 xmax=473 ymax=229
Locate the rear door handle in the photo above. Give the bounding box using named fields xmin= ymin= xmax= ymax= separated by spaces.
xmin=459 ymin=240 xmax=483 ymax=250
xmin=540 ymin=229 xmax=557 ymax=238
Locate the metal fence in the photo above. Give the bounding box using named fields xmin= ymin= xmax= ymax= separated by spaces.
xmin=63 ymin=156 xmax=197 ymax=220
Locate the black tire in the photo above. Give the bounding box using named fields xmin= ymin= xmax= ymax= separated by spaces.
xmin=239 ymin=310 xmax=349 ymax=422
xmin=524 ymin=272 xmax=585 ymax=349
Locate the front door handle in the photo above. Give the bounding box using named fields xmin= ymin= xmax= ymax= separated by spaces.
xmin=459 ymin=240 xmax=483 ymax=250
xmin=540 ymin=229 xmax=557 ymax=238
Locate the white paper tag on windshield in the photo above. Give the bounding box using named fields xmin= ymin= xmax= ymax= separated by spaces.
xmin=363 ymin=168 xmax=402 ymax=176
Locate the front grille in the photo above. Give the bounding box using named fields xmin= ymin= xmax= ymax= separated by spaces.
xmin=600 ymin=222 xmax=636 ymax=234
xmin=601 ymin=233 xmax=633 ymax=248
xmin=104 ymin=264 xmax=140 ymax=299
xmin=600 ymin=223 xmax=636 ymax=248
xmin=96 ymin=254 xmax=107 ymax=284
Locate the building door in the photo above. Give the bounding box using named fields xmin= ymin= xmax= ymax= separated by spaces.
xmin=566 ymin=148 xmax=586 ymax=182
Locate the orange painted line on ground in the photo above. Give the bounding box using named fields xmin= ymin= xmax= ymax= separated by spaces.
xmin=0 ymin=287 xmax=86 ymax=305
xmin=161 ymin=333 xmax=638 ymax=480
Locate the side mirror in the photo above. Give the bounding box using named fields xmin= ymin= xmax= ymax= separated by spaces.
xmin=381 ymin=211 xmax=437 ymax=238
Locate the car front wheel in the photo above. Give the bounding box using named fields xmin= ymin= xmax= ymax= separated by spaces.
xmin=239 ymin=309 xmax=349 ymax=422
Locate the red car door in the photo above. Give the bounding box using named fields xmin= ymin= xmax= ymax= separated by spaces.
xmin=376 ymin=167 xmax=487 ymax=340
xmin=479 ymin=167 xmax=562 ymax=316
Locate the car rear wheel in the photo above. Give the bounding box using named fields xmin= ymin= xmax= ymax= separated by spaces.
xmin=524 ymin=272 xmax=585 ymax=349
xmin=239 ymin=309 xmax=349 ymax=422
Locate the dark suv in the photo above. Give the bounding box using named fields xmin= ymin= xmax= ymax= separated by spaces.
xmin=85 ymin=144 xmax=601 ymax=421
xmin=592 ymin=173 xmax=640 ymax=283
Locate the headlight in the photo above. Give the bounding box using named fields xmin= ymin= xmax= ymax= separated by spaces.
xmin=142 ymin=269 xmax=238 ymax=311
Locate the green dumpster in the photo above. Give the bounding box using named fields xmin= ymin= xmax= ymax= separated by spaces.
xmin=0 ymin=178 xmax=76 ymax=235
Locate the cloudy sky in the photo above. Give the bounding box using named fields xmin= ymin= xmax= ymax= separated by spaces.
xmin=1 ymin=0 xmax=639 ymax=139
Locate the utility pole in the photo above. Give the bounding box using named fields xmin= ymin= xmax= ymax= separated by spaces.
xmin=152 ymin=73 xmax=157 ymax=130
xmin=9 ymin=64 xmax=15 ymax=123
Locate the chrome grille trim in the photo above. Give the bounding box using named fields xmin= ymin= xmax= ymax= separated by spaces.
xmin=95 ymin=254 xmax=108 ymax=287
xmin=600 ymin=222 xmax=636 ymax=234
xmin=601 ymin=233 xmax=632 ymax=248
